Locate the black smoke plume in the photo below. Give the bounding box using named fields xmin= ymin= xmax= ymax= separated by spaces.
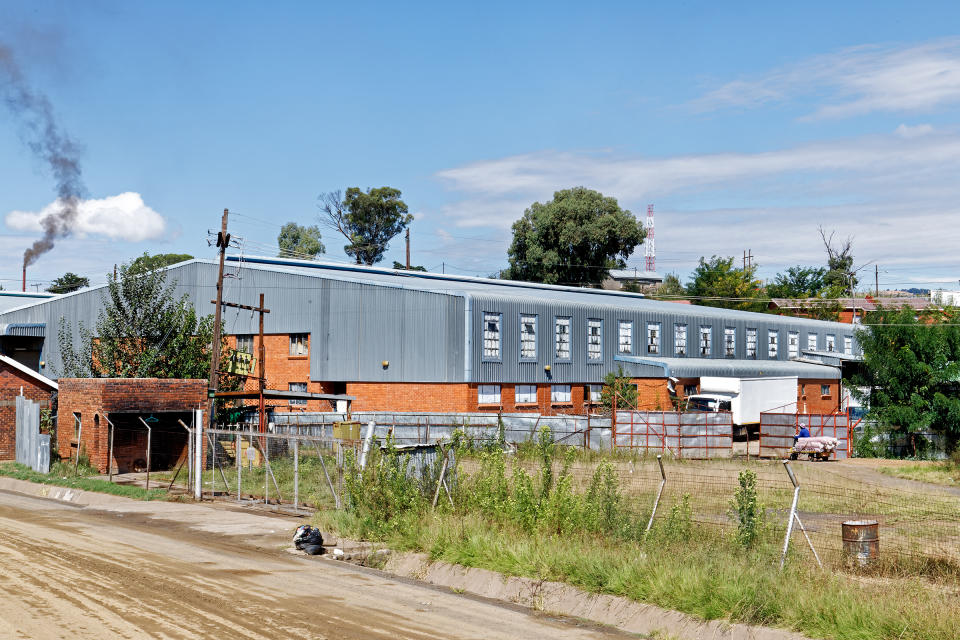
xmin=0 ymin=43 xmax=84 ymax=268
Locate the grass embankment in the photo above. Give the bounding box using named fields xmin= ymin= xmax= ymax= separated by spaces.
xmin=313 ymin=431 xmax=960 ymax=640
xmin=876 ymin=454 xmax=960 ymax=487
xmin=0 ymin=461 xmax=168 ymax=501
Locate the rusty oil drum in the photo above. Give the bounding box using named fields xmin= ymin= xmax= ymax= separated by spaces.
xmin=842 ymin=520 xmax=879 ymax=565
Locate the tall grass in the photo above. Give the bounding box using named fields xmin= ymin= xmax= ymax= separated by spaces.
xmin=315 ymin=428 xmax=960 ymax=640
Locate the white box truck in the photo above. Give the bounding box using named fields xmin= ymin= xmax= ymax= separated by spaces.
xmin=685 ymin=376 xmax=798 ymax=437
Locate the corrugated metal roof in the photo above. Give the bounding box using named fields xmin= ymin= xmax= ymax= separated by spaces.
xmin=229 ymin=256 xmax=852 ymax=330
xmin=1 ymin=323 xmax=45 ymax=337
xmin=0 ymin=354 xmax=58 ymax=389
xmin=613 ymin=354 xmax=841 ymax=379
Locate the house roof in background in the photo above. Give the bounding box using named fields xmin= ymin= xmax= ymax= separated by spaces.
xmin=0 ymin=354 xmax=58 ymax=390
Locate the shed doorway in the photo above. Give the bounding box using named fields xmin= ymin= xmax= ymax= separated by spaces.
xmin=108 ymin=412 xmax=192 ymax=473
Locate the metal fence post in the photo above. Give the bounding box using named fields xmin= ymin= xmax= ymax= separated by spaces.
xmin=137 ymin=417 xmax=152 ymax=491
xmin=780 ymin=460 xmax=800 ymax=569
xmin=236 ymin=433 xmax=242 ymax=502
xmin=645 ymin=454 xmax=666 ymax=533
xmin=293 ymin=436 xmax=299 ymax=511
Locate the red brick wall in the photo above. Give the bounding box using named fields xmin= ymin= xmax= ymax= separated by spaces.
xmin=0 ymin=364 xmax=54 ymax=461
xmin=57 ymin=378 xmax=207 ymax=473
xmin=798 ymin=379 xmax=841 ymax=414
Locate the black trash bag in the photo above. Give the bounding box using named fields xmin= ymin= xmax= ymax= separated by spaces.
xmin=293 ymin=525 xmax=325 ymax=555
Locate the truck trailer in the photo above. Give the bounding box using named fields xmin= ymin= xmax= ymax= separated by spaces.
xmin=685 ymin=376 xmax=798 ymax=438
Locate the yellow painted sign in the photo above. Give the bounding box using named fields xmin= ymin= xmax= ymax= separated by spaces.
xmin=224 ymin=351 xmax=256 ymax=376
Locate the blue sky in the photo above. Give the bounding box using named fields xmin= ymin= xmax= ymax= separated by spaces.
xmin=2 ymin=1 xmax=960 ymax=292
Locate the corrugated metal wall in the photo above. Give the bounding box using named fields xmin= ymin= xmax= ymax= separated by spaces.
xmin=469 ymin=294 xmax=857 ymax=384
xmin=0 ymin=261 xmax=464 ymax=383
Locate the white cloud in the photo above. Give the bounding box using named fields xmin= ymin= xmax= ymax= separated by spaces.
xmin=5 ymin=192 xmax=167 ymax=241
xmin=692 ymin=38 xmax=960 ymax=119
xmin=895 ymin=123 xmax=934 ymax=138
xmin=432 ymin=130 xmax=960 ymax=282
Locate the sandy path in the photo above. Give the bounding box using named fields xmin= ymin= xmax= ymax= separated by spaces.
xmin=0 ymin=490 xmax=621 ymax=640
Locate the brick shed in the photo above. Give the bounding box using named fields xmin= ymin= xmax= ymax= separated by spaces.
xmin=57 ymin=378 xmax=207 ymax=474
xmin=0 ymin=355 xmax=58 ymax=461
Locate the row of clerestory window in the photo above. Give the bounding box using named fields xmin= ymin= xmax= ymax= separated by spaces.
xmin=483 ymin=312 xmax=852 ymax=362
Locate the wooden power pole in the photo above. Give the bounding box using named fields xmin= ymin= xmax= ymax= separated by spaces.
xmin=405 ymin=228 xmax=411 ymax=270
xmin=207 ymin=209 xmax=230 ymax=428
xmin=217 ymin=296 xmax=271 ymax=433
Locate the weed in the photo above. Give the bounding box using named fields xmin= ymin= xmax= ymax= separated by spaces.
xmin=731 ymin=469 xmax=764 ymax=549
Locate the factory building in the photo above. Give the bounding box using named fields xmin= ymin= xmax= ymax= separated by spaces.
xmin=0 ymin=257 xmax=858 ymax=415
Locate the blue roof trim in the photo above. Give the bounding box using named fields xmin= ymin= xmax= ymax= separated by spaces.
xmin=2 ymin=323 xmax=45 ymax=337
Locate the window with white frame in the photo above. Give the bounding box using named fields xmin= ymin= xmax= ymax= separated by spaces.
xmin=289 ymin=382 xmax=308 ymax=406
xmin=844 ymin=335 xmax=852 ymax=354
xmin=587 ymin=319 xmax=602 ymax=361
xmin=289 ymin=333 xmax=309 ymax=356
xmin=588 ymin=384 xmax=603 ymax=404
xmin=520 ymin=314 xmax=537 ymax=360
xmin=807 ymin=333 xmax=818 ymax=351
xmin=555 ymin=317 xmax=571 ymax=359
xmin=618 ymin=321 xmax=633 ymax=354
xmin=647 ymin=322 xmax=661 ymax=355
xmin=236 ymin=334 xmax=253 ymax=354
xmin=724 ymin=327 xmax=736 ymax=357
xmin=483 ymin=312 xmax=501 ymax=359
xmin=699 ymin=326 xmax=712 ymax=357
xmin=478 ymin=384 xmax=501 ymax=404
xmin=826 ymin=334 xmax=836 ymax=352
xmin=551 ymin=384 xmax=572 ymax=403
xmin=746 ymin=328 xmax=757 ymax=359
xmin=675 ymin=323 xmax=687 ymax=356
xmin=788 ymin=331 xmax=799 ymax=359
xmin=515 ymin=384 xmax=537 ymax=404
xmin=768 ymin=330 xmax=779 ymax=358
xmin=820 ymin=384 xmax=831 ymax=396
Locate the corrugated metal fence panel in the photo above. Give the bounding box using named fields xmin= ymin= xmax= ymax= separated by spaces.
xmin=15 ymin=395 xmax=43 ymax=471
xmin=759 ymin=413 xmax=850 ymax=459
xmin=272 ymin=411 xmax=613 ymax=450
xmin=613 ymin=410 xmax=733 ymax=458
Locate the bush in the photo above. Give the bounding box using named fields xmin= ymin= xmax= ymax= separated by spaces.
xmin=731 ymin=470 xmax=764 ymax=549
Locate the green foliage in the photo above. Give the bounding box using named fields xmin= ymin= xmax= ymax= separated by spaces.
xmin=820 ymin=228 xmax=856 ymax=292
xmin=686 ymin=256 xmax=765 ymax=311
xmin=319 ymin=187 xmax=412 ymax=265
xmin=849 ymin=306 xmax=960 ymax=454
xmin=47 ymin=272 xmax=89 ymax=294
xmin=56 ymin=254 xmax=234 ymax=383
xmin=601 ymin=366 xmax=638 ymax=409
xmin=128 ymin=252 xmax=194 ymax=274
xmin=767 ymin=266 xmax=827 ymax=299
xmin=502 ymin=187 xmax=645 ymax=287
xmin=731 ymin=470 xmax=764 ymax=548
xmin=277 ymin=221 xmax=325 ymax=258
xmin=392 ymin=260 xmax=427 ymax=272
xmin=649 ymin=272 xmax=686 ymax=299
xmin=661 ymin=494 xmax=693 ymax=542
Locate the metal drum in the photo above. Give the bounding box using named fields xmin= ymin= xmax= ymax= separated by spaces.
xmin=842 ymin=520 xmax=879 ymax=566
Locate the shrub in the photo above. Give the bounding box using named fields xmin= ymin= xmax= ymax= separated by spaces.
xmin=731 ymin=469 xmax=764 ymax=548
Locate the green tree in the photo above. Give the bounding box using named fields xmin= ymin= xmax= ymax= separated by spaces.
xmin=47 ymin=272 xmax=90 ymax=294
xmin=767 ymin=266 xmax=827 ymax=299
xmin=601 ymin=366 xmax=638 ymax=410
xmin=277 ymin=222 xmax=325 ymax=258
xmin=648 ymin=273 xmax=686 ymax=299
xmin=57 ymin=258 xmax=231 ymax=382
xmin=128 ymin=252 xmax=194 ymax=274
xmin=848 ymin=306 xmax=960 ymax=455
xmin=392 ymin=260 xmax=426 ymax=272
xmin=685 ymin=256 xmax=764 ymax=311
xmin=820 ymin=227 xmax=856 ymax=294
xmin=319 ymin=187 xmax=412 ymax=265
xmin=503 ymin=187 xmax=645 ymax=287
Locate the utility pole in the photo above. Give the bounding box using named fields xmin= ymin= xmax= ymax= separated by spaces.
xmin=218 ymin=296 xmax=270 ymax=433
xmin=742 ymin=250 xmax=753 ymax=270
xmin=875 ymin=264 xmax=879 ymax=298
xmin=207 ymin=209 xmax=230 ymax=429
xmin=405 ymin=228 xmax=410 ymax=270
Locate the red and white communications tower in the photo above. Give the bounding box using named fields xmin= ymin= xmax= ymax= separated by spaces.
xmin=644 ymin=204 xmax=655 ymax=272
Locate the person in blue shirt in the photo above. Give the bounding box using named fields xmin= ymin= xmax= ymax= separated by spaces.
xmin=794 ymin=425 xmax=811 ymax=444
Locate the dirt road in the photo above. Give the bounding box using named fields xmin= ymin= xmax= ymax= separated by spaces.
xmin=0 ymin=490 xmax=623 ymax=640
